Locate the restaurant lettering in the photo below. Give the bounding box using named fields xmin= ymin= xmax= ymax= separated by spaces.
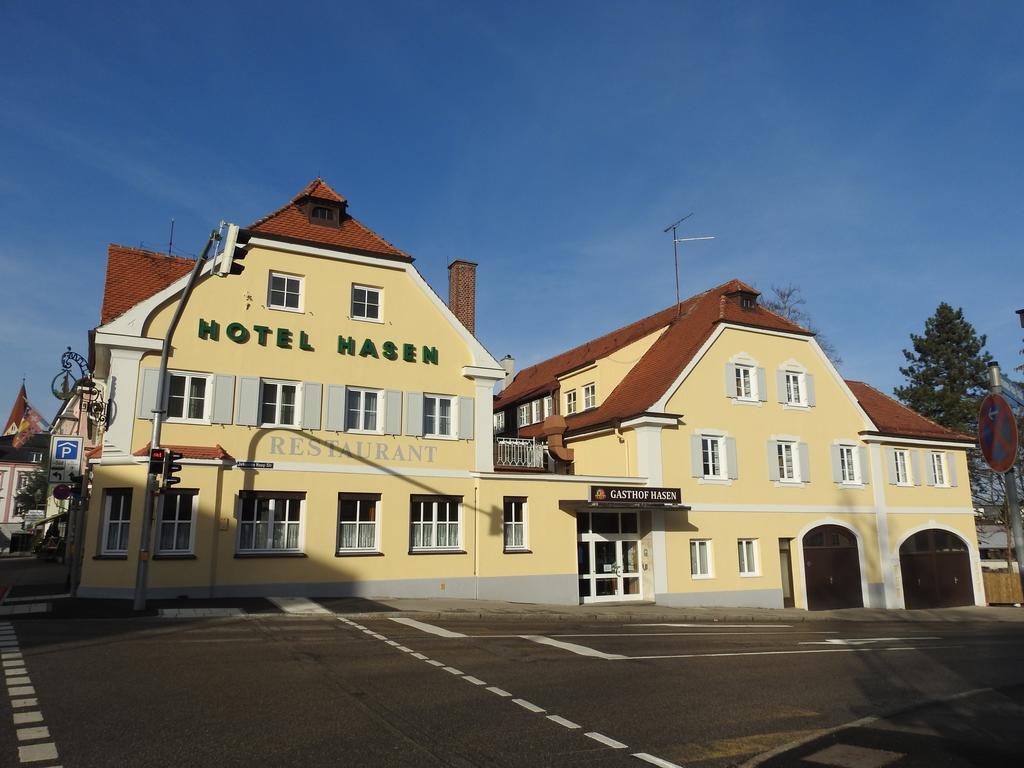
xmin=589 ymin=486 xmax=682 ymax=504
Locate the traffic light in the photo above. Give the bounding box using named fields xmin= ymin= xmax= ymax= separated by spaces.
xmin=162 ymin=451 xmax=184 ymax=489
xmin=148 ymin=447 xmax=167 ymax=475
xmin=216 ymin=223 xmax=250 ymax=277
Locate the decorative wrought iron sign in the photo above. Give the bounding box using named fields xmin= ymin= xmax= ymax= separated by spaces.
xmin=51 ymin=347 xmax=92 ymax=401
xmin=589 ymin=486 xmax=682 ymax=504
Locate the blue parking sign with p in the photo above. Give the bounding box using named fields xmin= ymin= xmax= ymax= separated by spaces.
xmin=55 ymin=439 xmax=80 ymax=461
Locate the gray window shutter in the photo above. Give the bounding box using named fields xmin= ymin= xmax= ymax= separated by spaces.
xmin=805 ymin=374 xmax=816 ymax=407
xmin=405 ymin=392 xmax=424 ymax=437
xmin=831 ymin=445 xmax=843 ymax=483
xmin=776 ymin=370 xmax=787 ymax=404
xmin=384 ymin=390 xmax=402 ymax=436
xmin=911 ymin=450 xmax=923 ymax=486
xmin=767 ymin=440 xmax=779 ymax=481
xmin=690 ymin=435 xmax=703 ymax=477
xmin=210 ymin=375 xmax=235 ymax=425
xmin=948 ymin=453 xmax=958 ymax=487
xmin=726 ymin=437 xmax=738 ymax=480
xmin=925 ymin=452 xmax=936 ymax=486
xmin=136 ymin=368 xmax=160 ymax=420
xmin=236 ymin=377 xmax=260 ymax=426
xmin=302 ymin=382 xmax=322 ymax=430
xmin=886 ymin=448 xmax=898 ymax=485
xmin=859 ymin=446 xmax=870 ymax=485
xmin=757 ymin=367 xmax=767 ymax=402
xmin=724 ymin=364 xmax=736 ymax=398
xmin=458 ymin=396 xmax=475 ymax=440
xmin=799 ymin=443 xmax=810 ymax=483
xmin=325 ymin=385 xmax=347 ymax=431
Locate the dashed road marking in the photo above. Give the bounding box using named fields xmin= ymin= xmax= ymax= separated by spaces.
xmin=512 ymin=698 xmax=545 ymax=713
xmin=411 ymin=653 xmax=428 ymax=660
xmin=520 ymin=634 xmax=626 ymax=660
xmin=547 ymin=715 xmax=580 ymax=729
xmin=12 ymin=712 xmax=43 ymax=725
xmin=426 ymin=660 xmax=445 ymax=667
xmin=389 ymin=617 xmax=467 ymax=638
xmin=463 ymin=676 xmax=486 ymax=686
xmin=17 ymin=741 xmax=58 ymax=763
xmin=17 ymin=726 xmax=49 ymax=741
xmin=632 ymin=752 xmax=684 ymax=767
xmin=11 ymin=699 xmax=37 ymax=708
xmin=586 ymin=732 xmax=628 ymax=749
xmin=487 ymin=686 xmax=512 ymax=697
xmin=442 ymin=667 xmax=464 ymax=675
xmin=3 ymin=627 xmax=60 ymax=767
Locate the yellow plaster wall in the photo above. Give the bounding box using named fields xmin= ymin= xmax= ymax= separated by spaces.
xmin=880 ymin=448 xmax=973 ymax=509
xmin=569 ymin=430 xmax=635 ymax=477
xmin=557 ymin=330 xmax=663 ymax=412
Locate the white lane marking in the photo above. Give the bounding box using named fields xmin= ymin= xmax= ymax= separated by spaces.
xmin=11 ymin=699 xmax=37 ymax=708
xmin=8 ymin=686 xmax=35 ymax=696
xmin=426 ymin=660 xmax=445 ymax=667
xmin=620 ymin=646 xmax=959 ymax=661
xmin=385 ymin=640 xmax=400 ymax=646
xmin=18 ymin=741 xmax=58 ymax=763
xmin=267 ymin=597 xmax=333 ymax=615
xmin=586 ymin=732 xmax=628 ymax=749
xmin=633 ymin=752 xmax=684 ymax=768
xmin=520 ymin=635 xmax=626 ymax=660
xmin=547 ymin=715 xmax=580 ymax=729
xmin=12 ymin=712 xmax=43 ymax=725
xmin=411 ymin=653 xmax=428 ymax=660
xmin=442 ymin=667 xmax=464 ymax=676
xmin=397 ymin=646 xmax=413 ymax=652
xmin=512 ymin=698 xmax=545 ymax=713
xmin=487 ymin=687 xmax=512 ymax=697
xmin=362 ymin=629 xmax=375 ymax=634
xmin=5 ymin=668 xmax=27 ymax=676
xmin=798 ymin=637 xmax=941 ymax=646
xmin=4 ymin=660 xmax=26 ymax=667
xmin=17 ymin=725 xmax=50 ymax=741
xmin=389 ymin=617 xmax=466 ymax=638
xmin=635 ymin=623 xmax=792 ymax=629
xmin=2 ymin=653 xmax=24 ymax=659
xmin=7 ymin=676 xmax=31 ymax=686
xmin=463 ymin=676 xmax=486 ymax=686
xmin=554 ymin=632 xmax=836 ymax=638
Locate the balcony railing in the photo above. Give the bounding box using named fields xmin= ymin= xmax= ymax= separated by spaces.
xmin=494 ymin=437 xmax=547 ymax=469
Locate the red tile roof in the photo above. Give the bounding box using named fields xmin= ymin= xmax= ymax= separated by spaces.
xmin=132 ymin=443 xmax=234 ymax=460
xmin=845 ymin=381 xmax=974 ymax=443
xmin=248 ymin=178 xmax=410 ymax=261
xmin=101 ymin=246 xmax=194 ymax=325
xmin=498 ymin=280 xmax=812 ymax=434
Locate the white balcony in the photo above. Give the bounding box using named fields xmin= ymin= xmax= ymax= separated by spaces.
xmin=494 ymin=437 xmax=547 ymax=470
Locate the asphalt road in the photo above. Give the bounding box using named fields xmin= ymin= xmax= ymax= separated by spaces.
xmin=2 ymin=615 xmax=1023 ymax=767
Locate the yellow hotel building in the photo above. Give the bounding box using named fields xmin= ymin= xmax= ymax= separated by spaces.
xmin=79 ymin=179 xmax=981 ymax=610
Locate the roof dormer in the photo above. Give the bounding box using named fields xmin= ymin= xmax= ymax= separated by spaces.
xmin=723 ymin=280 xmax=760 ymax=312
xmin=294 ymin=178 xmax=348 ymax=229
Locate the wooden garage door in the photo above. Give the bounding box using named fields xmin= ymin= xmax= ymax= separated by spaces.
xmin=900 ymin=529 xmax=974 ymax=609
xmin=803 ymin=525 xmax=864 ymax=610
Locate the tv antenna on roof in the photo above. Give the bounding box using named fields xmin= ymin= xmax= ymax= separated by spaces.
xmin=663 ymin=213 xmax=714 ymax=316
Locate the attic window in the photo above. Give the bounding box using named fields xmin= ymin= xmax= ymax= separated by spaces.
xmin=740 ymin=294 xmax=756 ymax=310
xmin=311 ymin=206 xmax=335 ymax=222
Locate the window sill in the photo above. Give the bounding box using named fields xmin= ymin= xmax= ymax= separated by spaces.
xmin=739 ymin=572 xmax=761 ymax=578
xmin=731 ymin=398 xmax=763 ymax=407
xmin=93 ymin=554 xmax=128 ymax=560
xmin=423 ymin=434 xmax=457 ymax=441
xmin=153 ymin=553 xmax=197 ymax=560
xmin=408 ymin=549 xmax=466 ymax=555
xmin=335 ymin=551 xmax=384 ymax=557
xmin=267 ymin=305 xmax=305 ymax=314
xmin=698 ymin=477 xmax=733 ymax=486
xmin=836 ymin=482 xmax=865 ymax=490
xmin=783 ymin=403 xmax=810 ymax=411
xmin=503 ymin=548 xmax=532 ymax=555
xmin=234 ymin=552 xmax=308 ymax=559
xmin=350 ymin=315 xmax=384 ymax=324
xmin=690 ymin=574 xmax=715 ymax=580
xmin=773 ymin=480 xmax=806 ymax=488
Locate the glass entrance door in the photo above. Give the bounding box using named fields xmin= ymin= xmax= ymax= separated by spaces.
xmin=577 ymin=512 xmax=642 ymax=603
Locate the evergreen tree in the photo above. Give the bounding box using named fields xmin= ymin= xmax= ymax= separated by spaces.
xmin=894 ymin=303 xmax=993 ymax=436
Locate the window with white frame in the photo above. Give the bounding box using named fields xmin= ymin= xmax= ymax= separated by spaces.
xmin=424 ymin=394 xmax=454 ymax=438
xmin=701 ymin=435 xmax=726 ymax=479
xmin=738 ymin=539 xmax=758 ymax=575
xmin=238 ymin=492 xmax=304 ymax=552
xmin=102 ymin=488 xmax=132 ymax=555
xmin=337 ymin=494 xmax=379 ymax=552
xmin=690 ymin=539 xmax=712 ymax=577
xmin=260 ymin=380 xmax=300 ymax=427
xmin=565 ymin=390 xmax=577 ymax=415
xmin=158 ymin=490 xmax=196 ymax=554
xmin=784 ymin=371 xmax=805 ymax=406
xmin=166 ymin=372 xmax=210 ymax=422
xmin=351 ymin=285 xmax=381 ymax=321
xmin=839 ymin=445 xmax=859 ymax=484
xmin=894 ymin=448 xmax=911 ymax=485
xmin=542 ymin=395 xmax=553 ymax=420
xmin=517 ymin=403 xmax=530 ymax=428
xmin=410 ymin=496 xmax=461 ymax=550
xmin=583 ymin=383 xmax=596 ymax=409
xmin=346 ymin=388 xmax=381 ymax=432
xmin=777 ymin=441 xmax=799 ymax=482
xmin=530 ymin=399 xmax=541 ymax=424
xmin=931 ymin=452 xmax=948 ymax=486
xmin=268 ymin=273 xmax=303 ymax=311
xmin=503 ymin=497 xmax=527 ymax=551
xmin=494 ymin=411 xmax=505 ymax=434
xmin=16 ymin=473 xmax=32 ymax=491
xmin=735 ymin=364 xmax=755 ymax=400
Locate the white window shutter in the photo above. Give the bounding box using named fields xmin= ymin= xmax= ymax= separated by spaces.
xmin=726 ymin=437 xmax=738 ymax=480
xmin=405 ymin=392 xmax=424 ymax=437
xmin=724 ymin=364 xmax=736 ymax=398
xmin=948 ymin=453 xmax=958 ymax=487
xmin=458 ymin=396 xmax=475 ymax=440
xmin=136 ymin=368 xmax=161 ymax=420
xmin=690 ymin=435 xmax=703 ymax=477
xmin=302 ymin=382 xmax=322 ymax=430
xmin=236 ymin=377 xmax=260 ymax=426
xmin=757 ymin=367 xmax=767 ymax=402
xmin=805 ymin=374 xmax=816 ymax=407
xmin=776 ymin=370 xmax=787 ymax=404
xmin=210 ymin=375 xmax=235 ymax=425
xmin=384 ymin=390 xmax=402 ymax=436
xmin=831 ymin=445 xmax=843 ymax=483
xmin=859 ymin=446 xmax=870 ymax=485
xmin=325 ymin=385 xmax=347 ymax=431
xmin=767 ymin=440 xmax=779 ymax=481
xmin=798 ymin=443 xmax=810 ymax=482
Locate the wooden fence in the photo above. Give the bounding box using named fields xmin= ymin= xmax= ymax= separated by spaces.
xmin=983 ymin=571 xmax=1024 ymax=604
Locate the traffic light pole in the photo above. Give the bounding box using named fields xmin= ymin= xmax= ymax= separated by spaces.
xmin=132 ymin=230 xmax=218 ymax=611
xmin=988 ymin=363 xmax=1024 ymax=599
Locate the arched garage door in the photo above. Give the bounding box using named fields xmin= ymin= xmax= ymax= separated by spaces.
xmin=899 ymin=529 xmax=974 ymax=609
xmin=803 ymin=525 xmax=864 ymax=610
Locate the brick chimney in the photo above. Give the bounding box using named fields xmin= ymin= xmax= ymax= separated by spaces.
xmin=448 ymin=259 xmax=478 ymax=334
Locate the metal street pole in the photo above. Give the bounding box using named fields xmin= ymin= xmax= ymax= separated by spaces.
xmin=989 ymin=363 xmax=1024 ymax=598
xmin=132 ymin=230 xmax=218 ymax=611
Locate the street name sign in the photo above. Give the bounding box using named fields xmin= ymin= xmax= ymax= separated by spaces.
xmin=979 ymin=393 xmax=1019 ymax=473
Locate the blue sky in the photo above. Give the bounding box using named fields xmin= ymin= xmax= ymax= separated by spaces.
xmin=2 ymin=1 xmax=1022 ymax=419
